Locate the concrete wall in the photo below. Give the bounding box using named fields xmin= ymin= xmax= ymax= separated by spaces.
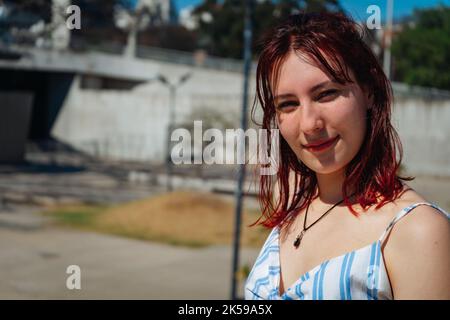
xmin=52 ymin=59 xmax=255 ymax=163
xmin=51 ymin=58 xmax=450 ymax=176
xmin=0 ymin=92 xmax=34 ymax=163
xmin=393 ymin=93 xmax=450 ymax=176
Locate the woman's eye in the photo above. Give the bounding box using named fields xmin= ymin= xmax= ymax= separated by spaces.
xmin=276 ymin=101 xmax=299 ymax=111
xmin=316 ymin=89 xmax=339 ymax=101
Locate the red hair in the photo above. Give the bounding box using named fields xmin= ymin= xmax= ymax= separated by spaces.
xmin=252 ymin=12 xmax=413 ymax=229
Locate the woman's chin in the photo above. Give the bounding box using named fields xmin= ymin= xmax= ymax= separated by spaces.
xmin=302 ymin=159 xmax=346 ymax=175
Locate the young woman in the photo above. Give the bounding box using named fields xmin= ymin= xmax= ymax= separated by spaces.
xmin=245 ymin=12 xmax=450 ymax=300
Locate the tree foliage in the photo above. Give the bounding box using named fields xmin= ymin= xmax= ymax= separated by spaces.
xmin=2 ymin=0 xmax=52 ymax=25
xmin=138 ymin=25 xmax=197 ymax=52
xmin=191 ymin=0 xmax=343 ymax=59
xmin=392 ymin=6 xmax=450 ymax=90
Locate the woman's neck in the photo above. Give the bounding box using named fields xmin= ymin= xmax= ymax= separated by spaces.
xmin=315 ymin=168 xmax=347 ymax=205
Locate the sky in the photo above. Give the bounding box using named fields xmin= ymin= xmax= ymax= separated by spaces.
xmin=174 ymin=0 xmax=450 ymax=21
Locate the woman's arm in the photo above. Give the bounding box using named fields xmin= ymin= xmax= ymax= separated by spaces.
xmin=384 ymin=205 xmax=450 ymax=300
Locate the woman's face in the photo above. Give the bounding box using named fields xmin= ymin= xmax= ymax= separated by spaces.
xmin=273 ymin=50 xmax=369 ymax=175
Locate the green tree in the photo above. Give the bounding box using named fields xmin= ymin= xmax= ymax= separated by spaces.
xmin=138 ymin=25 xmax=197 ymax=52
xmin=392 ymin=6 xmax=450 ymax=90
xmin=192 ymin=0 xmax=343 ymax=59
xmin=67 ymin=0 xmax=126 ymax=50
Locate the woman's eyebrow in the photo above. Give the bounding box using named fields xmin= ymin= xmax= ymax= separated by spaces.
xmin=308 ymin=80 xmax=334 ymax=94
xmin=273 ymin=93 xmax=297 ymax=103
xmin=273 ymin=80 xmax=336 ymax=102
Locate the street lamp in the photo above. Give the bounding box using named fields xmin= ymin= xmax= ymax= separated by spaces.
xmin=157 ymin=72 xmax=192 ymax=192
xmin=231 ymin=0 xmax=253 ymax=300
xmin=383 ymin=0 xmax=394 ymax=80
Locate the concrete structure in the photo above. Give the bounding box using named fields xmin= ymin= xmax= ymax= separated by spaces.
xmin=0 ymin=92 xmax=33 ymax=162
xmin=1 ymin=45 xmax=450 ymax=176
xmin=50 ymin=53 xmax=250 ymax=163
xmin=51 ymin=0 xmax=71 ymax=51
xmin=392 ymin=84 xmax=450 ymax=176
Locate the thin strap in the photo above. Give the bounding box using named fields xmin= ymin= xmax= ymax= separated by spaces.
xmin=378 ymin=202 xmax=450 ymax=244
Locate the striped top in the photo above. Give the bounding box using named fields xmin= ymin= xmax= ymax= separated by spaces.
xmin=245 ymin=202 xmax=450 ymax=300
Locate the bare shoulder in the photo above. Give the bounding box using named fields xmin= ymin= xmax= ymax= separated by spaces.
xmin=386 ymin=201 xmax=449 ymax=246
xmin=383 ymin=184 xmax=450 ymax=299
xmin=385 ymin=183 xmax=449 ymax=249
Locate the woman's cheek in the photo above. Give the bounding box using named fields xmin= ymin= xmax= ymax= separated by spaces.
xmin=333 ymin=104 xmax=367 ymax=154
xmin=279 ymin=118 xmax=299 ymax=146
xmin=326 ymin=99 xmax=364 ymax=132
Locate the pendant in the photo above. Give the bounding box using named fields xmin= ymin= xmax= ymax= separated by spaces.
xmin=293 ymin=230 xmax=305 ymax=249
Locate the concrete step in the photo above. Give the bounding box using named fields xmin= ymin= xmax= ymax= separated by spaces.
xmin=0 ymin=206 xmax=50 ymax=230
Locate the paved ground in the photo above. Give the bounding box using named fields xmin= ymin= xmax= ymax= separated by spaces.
xmin=0 ymin=141 xmax=257 ymax=206
xmin=0 ymin=144 xmax=263 ymax=299
xmin=0 ymin=205 xmax=260 ymax=299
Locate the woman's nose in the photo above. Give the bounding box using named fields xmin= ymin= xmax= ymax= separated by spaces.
xmin=299 ymin=104 xmax=324 ymax=134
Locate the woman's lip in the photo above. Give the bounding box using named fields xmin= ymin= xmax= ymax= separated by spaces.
xmin=303 ymin=135 xmax=340 ymax=152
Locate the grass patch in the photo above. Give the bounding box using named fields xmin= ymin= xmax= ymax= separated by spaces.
xmin=41 ymin=191 xmax=270 ymax=248
xmin=42 ymin=205 xmax=106 ymax=228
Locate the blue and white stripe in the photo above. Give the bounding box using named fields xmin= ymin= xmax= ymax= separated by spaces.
xmin=339 ymin=251 xmax=356 ymax=300
xmin=245 ymin=202 xmax=449 ymax=300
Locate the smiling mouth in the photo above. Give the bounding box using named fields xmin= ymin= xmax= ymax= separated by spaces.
xmin=302 ymin=135 xmax=340 ymax=152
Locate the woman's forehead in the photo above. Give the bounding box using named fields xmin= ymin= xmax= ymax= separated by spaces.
xmin=271 ymin=51 xmax=332 ymax=94
xmin=270 ymin=50 xmax=357 ymax=95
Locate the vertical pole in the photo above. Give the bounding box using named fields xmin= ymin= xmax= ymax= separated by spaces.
xmin=166 ymin=85 xmax=175 ymax=192
xmin=125 ymin=23 xmax=137 ymax=58
xmin=383 ymin=0 xmax=394 ymax=80
xmin=231 ymin=0 xmax=253 ymax=300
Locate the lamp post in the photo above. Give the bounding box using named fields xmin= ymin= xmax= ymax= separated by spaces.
xmin=231 ymin=0 xmax=253 ymax=300
xmin=157 ymin=73 xmax=192 ymax=192
xmin=383 ymin=0 xmax=394 ymax=80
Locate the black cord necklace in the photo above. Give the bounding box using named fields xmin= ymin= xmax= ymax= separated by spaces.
xmin=293 ymin=193 xmax=355 ymax=249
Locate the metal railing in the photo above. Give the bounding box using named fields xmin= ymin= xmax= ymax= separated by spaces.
xmin=75 ymin=42 xmax=254 ymax=73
